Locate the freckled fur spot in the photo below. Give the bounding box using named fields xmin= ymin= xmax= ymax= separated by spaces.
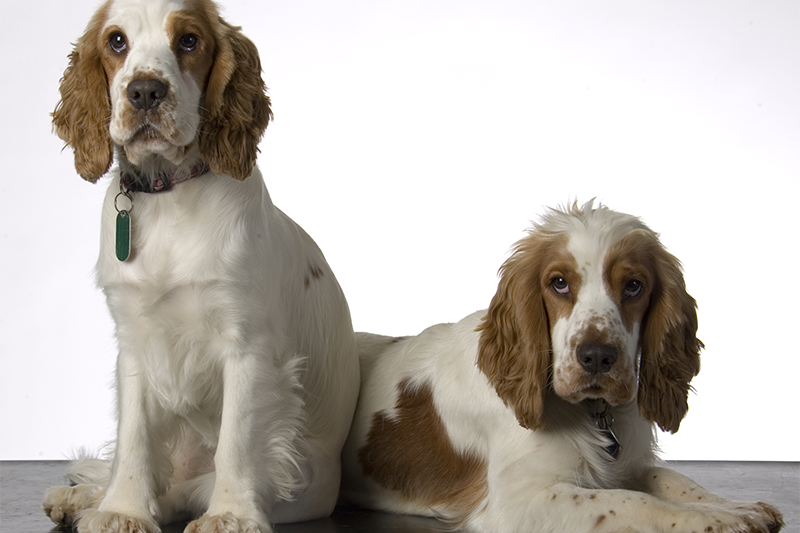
xmin=304 ymin=264 xmax=325 ymax=289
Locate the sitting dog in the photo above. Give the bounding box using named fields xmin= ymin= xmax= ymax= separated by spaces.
xmin=42 ymin=1 xmax=359 ymax=532
xmin=341 ymin=201 xmax=783 ymax=533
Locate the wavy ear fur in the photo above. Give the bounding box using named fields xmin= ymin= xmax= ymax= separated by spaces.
xmin=638 ymin=238 xmax=703 ymax=433
xmin=52 ymin=2 xmax=113 ymax=183
xmin=476 ymin=233 xmax=555 ymax=430
xmin=200 ymin=20 xmax=273 ymax=180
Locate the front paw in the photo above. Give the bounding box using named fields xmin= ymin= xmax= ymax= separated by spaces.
xmin=43 ymin=484 xmax=104 ymax=526
xmin=78 ymin=508 xmax=160 ymax=533
xmin=692 ymin=502 xmax=785 ymax=533
xmin=736 ymin=501 xmax=784 ymax=533
xmin=185 ymin=512 xmax=270 ymax=533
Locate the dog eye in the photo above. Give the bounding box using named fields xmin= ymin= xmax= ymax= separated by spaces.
xmin=623 ymin=280 xmax=643 ymax=298
xmin=108 ymin=32 xmax=127 ymax=53
xmin=179 ymin=34 xmax=198 ymax=51
xmin=551 ymin=277 xmax=570 ymax=295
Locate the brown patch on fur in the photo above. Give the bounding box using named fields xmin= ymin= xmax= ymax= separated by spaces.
xmin=603 ymin=232 xmax=657 ymax=334
xmin=304 ymin=265 xmax=324 ymax=288
xmin=198 ymin=15 xmax=272 ymax=180
xmin=476 ymin=232 xmax=576 ymax=430
xmin=167 ymin=8 xmax=217 ymax=89
xmin=612 ymin=230 xmax=703 ymax=433
xmin=358 ymin=380 xmax=487 ymax=517
xmin=98 ymin=24 xmax=129 ymax=80
xmin=540 ymin=248 xmax=583 ymax=325
xmin=568 ymin=320 xmax=611 ymax=352
xmin=52 ymin=1 xmax=114 ymax=182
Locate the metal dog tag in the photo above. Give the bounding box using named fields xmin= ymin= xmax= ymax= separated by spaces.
xmin=116 ymin=210 xmax=132 ymax=261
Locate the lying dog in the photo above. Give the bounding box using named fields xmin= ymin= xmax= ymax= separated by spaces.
xmin=341 ymin=201 xmax=783 ymax=533
xmin=42 ymin=1 xmax=359 ymax=532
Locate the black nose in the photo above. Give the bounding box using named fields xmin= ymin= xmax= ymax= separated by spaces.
xmin=127 ymin=79 xmax=167 ymax=111
xmin=576 ymin=343 xmax=618 ymax=374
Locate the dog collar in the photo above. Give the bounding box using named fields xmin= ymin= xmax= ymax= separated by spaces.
xmin=113 ymin=162 xmax=211 ymax=262
xmin=584 ymin=399 xmax=622 ymax=460
xmin=120 ymin=162 xmax=211 ymax=193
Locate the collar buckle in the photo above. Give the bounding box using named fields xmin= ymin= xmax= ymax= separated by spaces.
xmin=584 ymin=399 xmax=622 ymax=460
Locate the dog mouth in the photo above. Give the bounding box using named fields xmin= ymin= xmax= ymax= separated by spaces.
xmin=124 ymin=123 xmax=176 ymax=155
xmin=555 ymin=372 xmax=629 ymax=405
xmin=572 ymin=383 xmax=611 ymax=403
xmin=582 ymin=385 xmax=605 ymax=396
xmin=131 ymin=124 xmax=166 ymax=143
xmin=119 ymin=121 xmax=192 ymax=166
xmin=574 ymin=377 xmax=636 ymax=406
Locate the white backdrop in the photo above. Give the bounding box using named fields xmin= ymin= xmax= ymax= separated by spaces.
xmin=0 ymin=0 xmax=797 ymax=461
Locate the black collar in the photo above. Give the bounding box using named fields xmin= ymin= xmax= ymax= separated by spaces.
xmin=120 ymin=162 xmax=211 ymax=193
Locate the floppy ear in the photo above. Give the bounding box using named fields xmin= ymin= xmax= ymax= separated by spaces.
xmin=476 ymin=234 xmax=553 ymax=430
xmin=638 ymin=240 xmax=703 ymax=433
xmin=52 ymin=4 xmax=113 ymax=183
xmin=199 ymin=20 xmax=273 ymax=181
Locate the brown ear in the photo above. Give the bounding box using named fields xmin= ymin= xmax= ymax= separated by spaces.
xmin=638 ymin=241 xmax=703 ymax=433
xmin=199 ymin=20 xmax=273 ymax=181
xmin=476 ymin=234 xmax=553 ymax=430
xmin=52 ymin=3 xmax=113 ymax=183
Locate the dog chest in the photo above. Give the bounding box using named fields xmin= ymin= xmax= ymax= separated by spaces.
xmin=108 ymin=281 xmax=251 ymax=415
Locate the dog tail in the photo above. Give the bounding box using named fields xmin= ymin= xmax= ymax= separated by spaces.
xmin=65 ymin=448 xmax=112 ymax=486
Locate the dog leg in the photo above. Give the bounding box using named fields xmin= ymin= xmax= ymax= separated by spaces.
xmin=635 ymin=466 xmax=784 ymax=532
xmin=475 ymin=481 xmax=784 ymax=533
xmin=78 ymin=350 xmax=166 ymax=533
xmin=186 ymin=353 xmax=305 ymax=533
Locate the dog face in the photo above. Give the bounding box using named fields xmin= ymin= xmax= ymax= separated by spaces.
xmin=478 ymin=202 xmax=702 ymax=432
xmin=546 ymin=229 xmax=655 ymax=406
xmin=102 ymin=0 xmax=213 ymax=165
xmin=53 ymin=0 xmax=272 ymax=181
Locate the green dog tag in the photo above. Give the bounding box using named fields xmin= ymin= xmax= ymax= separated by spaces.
xmin=116 ymin=210 xmax=132 ymax=261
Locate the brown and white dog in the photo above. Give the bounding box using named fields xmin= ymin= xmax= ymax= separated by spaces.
xmin=341 ymin=201 xmax=784 ymax=533
xmin=42 ymin=1 xmax=359 ymax=532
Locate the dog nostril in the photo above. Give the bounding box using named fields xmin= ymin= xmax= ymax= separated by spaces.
xmin=576 ymin=343 xmax=618 ymax=374
xmin=127 ymin=79 xmax=167 ymax=111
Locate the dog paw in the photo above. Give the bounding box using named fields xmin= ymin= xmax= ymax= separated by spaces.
xmin=42 ymin=484 xmax=104 ymax=526
xmin=77 ymin=508 xmax=160 ymax=533
xmin=734 ymin=501 xmax=785 ymax=533
xmin=690 ymin=503 xmax=785 ymax=533
xmin=185 ymin=512 xmax=271 ymax=533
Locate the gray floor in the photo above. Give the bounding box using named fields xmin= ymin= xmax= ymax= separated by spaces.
xmin=1 ymin=461 xmax=797 ymax=532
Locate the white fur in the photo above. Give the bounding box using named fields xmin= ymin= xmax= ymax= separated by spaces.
xmin=43 ymin=1 xmax=359 ymax=532
xmin=341 ymin=204 xmax=783 ymax=533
